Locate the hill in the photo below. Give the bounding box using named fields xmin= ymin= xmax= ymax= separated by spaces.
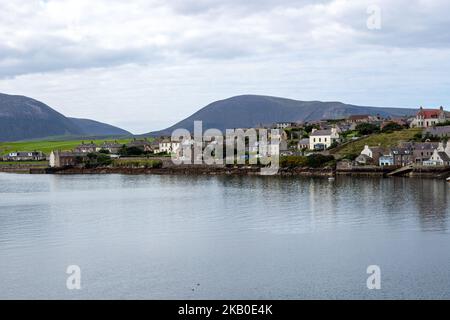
xmin=146 ymin=95 xmax=417 ymax=136
xmin=0 ymin=93 xmax=130 ymax=142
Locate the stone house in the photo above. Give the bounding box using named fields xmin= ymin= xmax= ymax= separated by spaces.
xmin=96 ymin=141 xmax=123 ymax=154
xmin=49 ymin=151 xmax=88 ymax=168
xmin=74 ymin=141 xmax=97 ymax=153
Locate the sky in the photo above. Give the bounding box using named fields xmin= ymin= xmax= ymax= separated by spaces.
xmin=0 ymin=0 xmax=450 ymax=134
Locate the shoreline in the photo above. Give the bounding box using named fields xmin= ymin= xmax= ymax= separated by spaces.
xmin=1 ymin=164 xmax=450 ymax=179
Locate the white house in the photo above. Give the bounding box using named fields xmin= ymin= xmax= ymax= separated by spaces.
xmin=159 ymin=140 xmax=181 ymax=154
xmin=410 ymin=106 xmax=448 ymax=128
xmin=309 ymin=128 xmax=340 ymax=150
xmin=423 ymin=140 xmax=450 ymax=166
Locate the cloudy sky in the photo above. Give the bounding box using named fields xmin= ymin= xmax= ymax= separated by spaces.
xmin=1 ymin=0 xmax=449 ymax=133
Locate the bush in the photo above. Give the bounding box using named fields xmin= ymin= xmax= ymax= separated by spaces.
xmin=280 ymin=154 xmax=335 ymax=168
xmin=113 ymin=159 xmax=163 ymax=169
xmin=356 ymin=123 xmax=379 ymax=135
xmin=381 ymin=122 xmax=404 ymax=133
xmin=119 ymin=146 xmax=145 ymax=156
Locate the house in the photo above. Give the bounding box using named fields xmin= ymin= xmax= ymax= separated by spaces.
xmin=410 ymin=106 xmax=449 ymax=128
xmin=275 ymin=122 xmax=297 ymax=129
xmin=96 ymin=141 xmax=123 ymax=154
xmin=425 ymin=149 xmax=450 ymax=166
xmin=159 ymin=139 xmax=181 ymax=154
xmin=309 ymin=128 xmax=340 ymax=150
xmin=424 ymin=125 xmax=450 ymax=138
xmin=74 ymin=141 xmax=97 ymax=153
xmin=391 ymin=147 xmax=413 ymax=166
xmin=409 ymin=142 xmax=439 ymax=164
xmin=2 ymin=151 xmax=46 ymax=161
xmin=379 ymin=154 xmax=394 ymax=166
xmin=355 ymin=154 xmax=375 ymax=165
xmin=49 ymin=151 xmax=88 ymax=168
xmin=127 ymin=139 xmax=153 ymax=152
xmin=360 ymin=145 xmax=385 ymax=164
xmin=297 ymin=138 xmax=310 ymax=150
xmin=348 ymin=115 xmax=372 ymax=123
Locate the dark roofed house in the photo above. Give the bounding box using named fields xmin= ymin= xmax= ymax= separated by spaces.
xmin=424 ymin=125 xmax=450 ymax=138
xmin=74 ymin=141 xmax=97 ymax=153
xmin=2 ymin=151 xmax=46 ymax=161
xmin=127 ymin=138 xmax=152 ymax=152
xmin=97 ymin=141 xmax=123 ymax=154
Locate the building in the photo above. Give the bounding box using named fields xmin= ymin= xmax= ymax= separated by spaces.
xmin=297 ymin=138 xmax=310 ymax=150
xmin=423 ymin=125 xmax=450 ymax=138
xmin=159 ymin=139 xmax=181 ymax=154
xmin=410 ymin=106 xmax=448 ymax=128
xmin=96 ymin=141 xmax=123 ymax=154
xmin=127 ymin=139 xmax=153 ymax=152
xmin=49 ymin=151 xmax=88 ymax=168
xmin=391 ymin=147 xmax=413 ymax=166
xmin=74 ymin=141 xmax=97 ymax=153
xmin=2 ymin=151 xmax=46 ymax=161
xmin=359 ymin=145 xmax=385 ymax=164
xmin=426 ymin=149 xmax=450 ymax=166
xmin=423 ymin=140 xmax=450 ymax=166
xmin=275 ymin=122 xmax=297 ymax=129
xmin=379 ymin=154 xmax=394 ymax=166
xmin=309 ymin=128 xmax=340 ymax=150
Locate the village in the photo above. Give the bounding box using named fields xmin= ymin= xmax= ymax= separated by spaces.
xmin=2 ymin=106 xmax=450 ymax=177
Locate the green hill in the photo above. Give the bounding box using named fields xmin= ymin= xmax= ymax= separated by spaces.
xmin=331 ymin=128 xmax=423 ymax=159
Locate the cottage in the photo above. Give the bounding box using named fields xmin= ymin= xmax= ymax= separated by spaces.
xmin=127 ymin=139 xmax=153 ymax=152
xmin=426 ymin=149 xmax=450 ymax=166
xmin=424 ymin=125 xmax=450 ymax=138
xmin=2 ymin=151 xmax=46 ymax=161
xmin=96 ymin=141 xmax=123 ymax=154
xmin=297 ymin=138 xmax=310 ymax=150
xmin=159 ymin=139 xmax=181 ymax=154
xmin=74 ymin=141 xmax=97 ymax=153
xmin=360 ymin=145 xmax=385 ymax=164
xmin=49 ymin=151 xmax=88 ymax=168
xmin=410 ymin=106 xmax=449 ymax=128
xmin=309 ymin=128 xmax=340 ymax=150
xmin=379 ymin=154 xmax=394 ymax=166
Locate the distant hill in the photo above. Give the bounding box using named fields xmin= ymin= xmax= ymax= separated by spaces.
xmin=68 ymin=118 xmax=130 ymax=136
xmin=146 ymin=95 xmax=417 ymax=136
xmin=0 ymin=93 xmax=130 ymax=142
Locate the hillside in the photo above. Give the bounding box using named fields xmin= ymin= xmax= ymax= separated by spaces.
xmin=147 ymin=95 xmax=417 ymax=136
xmin=0 ymin=93 xmax=130 ymax=142
xmin=69 ymin=118 xmax=130 ymax=136
xmin=331 ymin=128 xmax=423 ymax=159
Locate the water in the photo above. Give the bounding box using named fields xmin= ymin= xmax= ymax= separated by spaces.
xmin=0 ymin=173 xmax=449 ymax=299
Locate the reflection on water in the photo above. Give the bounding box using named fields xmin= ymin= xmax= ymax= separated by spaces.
xmin=0 ymin=173 xmax=449 ymax=299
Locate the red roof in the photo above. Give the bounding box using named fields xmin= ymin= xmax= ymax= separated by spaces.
xmin=417 ymin=109 xmax=442 ymax=119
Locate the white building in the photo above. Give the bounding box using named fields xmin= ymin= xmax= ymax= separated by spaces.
xmin=410 ymin=106 xmax=448 ymax=128
xmin=309 ymin=128 xmax=340 ymax=150
xmin=159 ymin=140 xmax=181 ymax=154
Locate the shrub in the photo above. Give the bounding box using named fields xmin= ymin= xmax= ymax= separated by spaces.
xmin=356 ymin=123 xmax=380 ymax=135
xmin=113 ymin=159 xmax=163 ymax=169
xmin=381 ymin=122 xmax=405 ymax=133
xmin=280 ymin=154 xmax=335 ymax=168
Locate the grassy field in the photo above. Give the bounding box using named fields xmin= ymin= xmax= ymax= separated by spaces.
xmin=331 ymin=128 xmax=423 ymax=158
xmin=0 ymin=138 xmax=133 ymax=155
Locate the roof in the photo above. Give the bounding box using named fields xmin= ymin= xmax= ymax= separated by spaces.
xmin=417 ymin=108 xmax=443 ymax=119
xmin=298 ymin=138 xmax=309 ymax=145
xmin=437 ymin=152 xmax=450 ymax=162
xmin=348 ymin=115 xmax=370 ymax=120
xmin=310 ymin=129 xmax=332 ymax=136
xmin=425 ymin=126 xmax=450 ymax=135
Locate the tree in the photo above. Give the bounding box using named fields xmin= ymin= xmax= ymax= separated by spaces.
xmin=355 ymin=123 xmax=379 ymax=135
xmin=381 ymin=122 xmax=404 ymax=133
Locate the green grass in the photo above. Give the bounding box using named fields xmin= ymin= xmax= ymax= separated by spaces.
xmin=0 ymin=160 xmax=48 ymax=166
xmin=0 ymin=138 xmax=134 ymax=155
xmin=331 ymin=128 xmax=422 ymax=158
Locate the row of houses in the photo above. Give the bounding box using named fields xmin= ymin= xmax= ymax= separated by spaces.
xmin=356 ymin=141 xmax=450 ymax=167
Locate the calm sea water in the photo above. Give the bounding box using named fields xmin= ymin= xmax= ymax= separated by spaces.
xmin=0 ymin=173 xmax=449 ymax=299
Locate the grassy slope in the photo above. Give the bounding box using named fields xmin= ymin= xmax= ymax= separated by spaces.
xmin=0 ymin=138 xmax=133 ymax=155
xmin=331 ymin=128 xmax=422 ymax=158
